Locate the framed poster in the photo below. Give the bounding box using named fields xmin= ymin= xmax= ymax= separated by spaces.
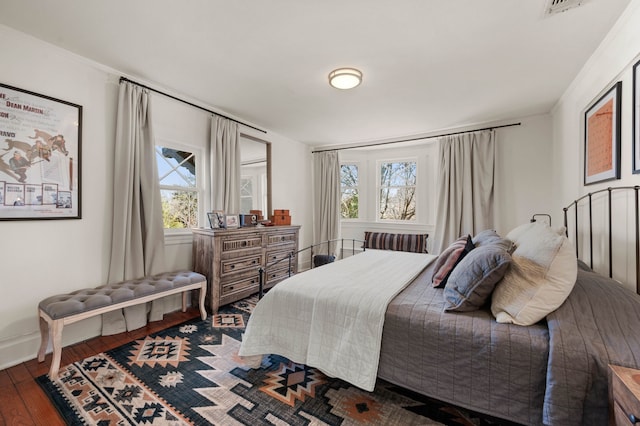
xmin=0 ymin=83 xmax=82 ymax=219
xmin=633 ymin=59 xmax=640 ymax=173
xmin=584 ymin=81 xmax=621 ymax=185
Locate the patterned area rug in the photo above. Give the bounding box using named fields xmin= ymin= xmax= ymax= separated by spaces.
xmin=37 ymin=296 xmax=518 ymax=425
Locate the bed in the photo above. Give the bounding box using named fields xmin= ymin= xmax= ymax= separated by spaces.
xmin=239 ymin=187 xmax=640 ymax=426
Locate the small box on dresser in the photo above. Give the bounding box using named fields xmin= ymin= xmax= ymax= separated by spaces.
xmin=609 ymin=364 xmax=640 ymax=425
xmin=192 ymin=225 xmax=300 ymax=313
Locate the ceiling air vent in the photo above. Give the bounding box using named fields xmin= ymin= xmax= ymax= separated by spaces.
xmin=544 ymin=0 xmax=584 ymax=16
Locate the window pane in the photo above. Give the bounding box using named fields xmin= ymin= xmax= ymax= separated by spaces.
xmin=380 ymin=162 xmax=416 ymax=186
xmin=340 ymin=164 xmax=359 ymax=219
xmin=156 ymin=147 xmax=196 ymax=188
xmin=379 ymin=161 xmax=416 ymax=221
xmin=157 ymin=145 xmax=198 ymax=229
xmin=341 ymin=164 xmax=358 ymax=186
xmin=161 ymin=189 xmax=198 ymax=229
xmin=341 ymin=189 xmax=359 ymax=219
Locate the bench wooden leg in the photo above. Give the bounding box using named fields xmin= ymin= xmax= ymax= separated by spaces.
xmin=37 ymin=311 xmax=49 ymax=363
xmin=49 ymin=319 xmax=64 ymax=380
xmin=199 ymin=282 xmax=207 ymax=320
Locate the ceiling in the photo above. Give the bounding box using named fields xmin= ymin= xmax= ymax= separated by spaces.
xmin=0 ymin=0 xmax=632 ymax=147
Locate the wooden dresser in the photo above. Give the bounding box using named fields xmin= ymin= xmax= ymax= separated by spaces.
xmin=192 ymin=225 xmax=300 ymax=313
xmin=609 ymin=364 xmax=640 ymax=425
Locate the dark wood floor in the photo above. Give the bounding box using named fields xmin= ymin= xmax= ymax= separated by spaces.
xmin=0 ymin=308 xmax=201 ymax=425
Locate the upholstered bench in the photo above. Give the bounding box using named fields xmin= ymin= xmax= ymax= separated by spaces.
xmin=37 ymin=270 xmax=207 ymax=379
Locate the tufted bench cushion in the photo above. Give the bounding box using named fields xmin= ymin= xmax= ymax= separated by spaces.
xmin=39 ymin=271 xmax=206 ymax=320
xmin=37 ymin=270 xmax=207 ymax=380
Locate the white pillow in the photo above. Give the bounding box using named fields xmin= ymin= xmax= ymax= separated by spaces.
xmin=490 ymin=222 xmax=577 ymax=326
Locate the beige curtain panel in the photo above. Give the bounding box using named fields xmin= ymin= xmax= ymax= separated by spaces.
xmin=104 ymin=81 xmax=167 ymax=335
xmin=313 ymin=150 xmax=341 ymax=253
xmin=433 ymin=130 xmax=496 ymax=254
xmin=211 ymin=115 xmax=241 ymax=213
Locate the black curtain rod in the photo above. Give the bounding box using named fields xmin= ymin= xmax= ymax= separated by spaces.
xmin=119 ymin=76 xmax=266 ymax=134
xmin=311 ymin=122 xmax=521 ymax=153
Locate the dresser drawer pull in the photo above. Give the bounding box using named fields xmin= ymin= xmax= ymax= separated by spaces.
xmin=630 ymin=414 xmax=640 ymax=424
xmin=230 ymin=265 xmax=235 ymax=269
xmin=228 ymin=286 xmax=234 ymax=291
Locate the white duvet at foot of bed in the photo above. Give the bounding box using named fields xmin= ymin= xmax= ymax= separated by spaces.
xmin=238 ymin=249 xmax=436 ymax=391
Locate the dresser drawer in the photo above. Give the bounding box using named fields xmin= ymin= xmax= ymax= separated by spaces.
xmin=221 ymin=234 xmax=262 ymax=252
xmin=267 ymin=231 xmax=298 ymax=247
xmin=221 ymin=275 xmax=260 ymax=296
xmin=265 ymin=264 xmax=294 ymax=286
xmin=266 ymin=248 xmax=297 ymax=265
xmin=610 ymin=365 xmax=640 ymax=425
xmin=220 ymin=253 xmax=263 ymax=276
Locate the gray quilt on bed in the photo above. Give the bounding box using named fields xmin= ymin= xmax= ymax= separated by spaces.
xmin=378 ymin=261 xmax=640 ymax=426
xmin=544 ymin=262 xmax=640 ymax=425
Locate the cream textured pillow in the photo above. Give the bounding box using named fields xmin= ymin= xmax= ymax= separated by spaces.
xmin=490 ymin=222 xmax=577 ymax=326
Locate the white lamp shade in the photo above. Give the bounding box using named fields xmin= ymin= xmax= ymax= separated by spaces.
xmin=328 ymin=68 xmax=362 ymax=89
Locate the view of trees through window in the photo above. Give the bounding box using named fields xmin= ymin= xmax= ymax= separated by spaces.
xmin=379 ymin=161 xmax=416 ymax=220
xmin=156 ymin=146 xmax=198 ymax=229
xmin=340 ymin=164 xmax=359 ymax=218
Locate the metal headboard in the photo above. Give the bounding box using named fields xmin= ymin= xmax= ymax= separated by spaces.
xmin=563 ymin=185 xmax=640 ymax=294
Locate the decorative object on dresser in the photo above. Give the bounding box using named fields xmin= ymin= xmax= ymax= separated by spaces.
xmin=224 ymin=213 xmax=240 ymax=229
xmin=207 ymin=210 xmax=224 ymax=229
xmin=609 ymin=364 xmax=640 ymax=425
xmin=192 ymin=225 xmax=300 ymax=313
xmin=271 ymin=209 xmax=291 ymax=225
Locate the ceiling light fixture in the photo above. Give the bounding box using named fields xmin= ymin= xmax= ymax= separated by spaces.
xmin=328 ymin=68 xmax=362 ymax=90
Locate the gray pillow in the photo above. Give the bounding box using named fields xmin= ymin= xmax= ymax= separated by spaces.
xmin=472 ymin=229 xmax=500 ymax=246
xmin=472 ymin=229 xmax=515 ymax=253
xmin=443 ymin=245 xmax=512 ymax=312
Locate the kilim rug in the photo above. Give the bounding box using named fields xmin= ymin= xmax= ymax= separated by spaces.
xmin=37 ymin=296 xmax=519 ymax=426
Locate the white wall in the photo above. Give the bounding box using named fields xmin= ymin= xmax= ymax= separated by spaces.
xmin=0 ymin=24 xmax=313 ymax=370
xmin=494 ymin=114 xmax=554 ymax=235
xmin=551 ymin=1 xmax=640 ymax=290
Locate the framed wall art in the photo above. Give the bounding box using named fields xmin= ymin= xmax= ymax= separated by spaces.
xmin=633 ymin=59 xmax=640 ymax=173
xmin=0 ymin=83 xmax=82 ymax=219
xmin=584 ymin=81 xmax=621 ymax=185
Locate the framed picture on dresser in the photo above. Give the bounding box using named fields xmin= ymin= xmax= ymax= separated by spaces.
xmin=584 ymin=81 xmax=621 ymax=185
xmin=224 ymin=214 xmax=240 ymax=229
xmin=207 ymin=210 xmax=225 ymax=228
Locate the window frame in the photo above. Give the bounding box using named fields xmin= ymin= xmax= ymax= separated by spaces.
xmin=155 ymin=139 xmax=204 ymax=235
xmin=375 ymin=157 xmax=418 ymax=223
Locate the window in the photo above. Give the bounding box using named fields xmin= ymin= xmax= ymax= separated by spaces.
xmin=340 ymin=164 xmax=359 ymax=219
xmin=156 ymin=146 xmax=199 ymax=229
xmin=378 ymin=160 xmax=416 ymax=221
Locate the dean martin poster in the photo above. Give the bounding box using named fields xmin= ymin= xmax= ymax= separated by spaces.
xmin=0 ymin=83 xmax=81 ymax=219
